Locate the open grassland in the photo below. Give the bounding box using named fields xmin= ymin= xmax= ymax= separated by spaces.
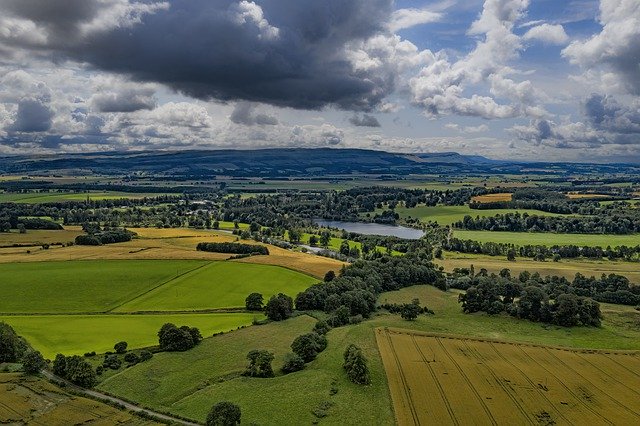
xmin=377 ymin=328 xmax=640 ymax=426
xmin=437 ymin=252 xmax=640 ymax=283
xmin=390 ymin=205 xmax=565 ymax=226
xmin=1 ymin=313 xmax=259 ymax=358
xmin=0 ymin=373 xmax=159 ymax=425
xmin=0 ymin=259 xmax=207 ymax=313
xmin=0 ymin=227 xmax=344 ymax=278
xmin=116 ymin=262 xmax=316 ymax=312
xmin=453 ymin=229 xmax=640 ymax=247
xmin=470 ymin=192 xmax=513 ymax=203
xmin=0 ymin=191 xmax=175 ymax=203
xmin=99 ymin=285 xmax=640 ymax=425
xmin=0 ymin=227 xmax=82 ymax=246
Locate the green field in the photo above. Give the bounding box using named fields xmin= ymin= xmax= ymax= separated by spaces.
xmin=0 ymin=191 xmax=176 ymax=203
xmin=453 ymin=229 xmax=640 ymax=247
xmin=116 ymin=262 xmax=316 ymax=312
xmin=0 ymin=260 xmax=206 ymax=313
xmin=388 ymin=205 xmax=567 ymax=226
xmin=0 ymin=313 xmax=259 ymax=358
xmin=97 ymin=286 xmax=640 ymax=425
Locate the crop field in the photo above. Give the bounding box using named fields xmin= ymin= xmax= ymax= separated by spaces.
xmin=115 ymin=262 xmax=316 ymax=312
xmin=437 ymin=252 xmax=640 ymax=283
xmin=0 ymin=191 xmax=175 ymax=203
xmin=0 ymin=259 xmax=207 ymax=313
xmin=0 ymin=227 xmax=82 ymax=246
xmin=452 ymin=229 xmax=640 ymax=247
xmin=0 ymin=373 xmax=159 ymax=425
xmin=389 ymin=205 xmax=565 ymax=226
xmin=470 ymin=192 xmax=513 ymax=203
xmin=0 ymin=313 xmax=260 ymax=358
xmin=377 ymin=328 xmax=640 ymax=426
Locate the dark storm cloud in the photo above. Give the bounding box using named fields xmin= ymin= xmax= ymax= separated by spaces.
xmin=584 ymin=94 xmax=640 ymax=134
xmin=349 ymin=114 xmax=381 ymax=127
xmin=7 ymin=98 xmax=54 ymax=132
xmin=0 ymin=0 xmax=394 ymax=111
xmin=90 ymin=89 xmax=156 ymax=113
xmin=230 ymin=102 xmax=278 ymax=126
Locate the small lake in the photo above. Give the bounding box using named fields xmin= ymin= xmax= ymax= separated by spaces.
xmin=313 ymin=219 xmax=424 ymax=240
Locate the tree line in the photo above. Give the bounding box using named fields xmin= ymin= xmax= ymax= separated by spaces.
xmin=196 ymin=242 xmax=269 ymax=255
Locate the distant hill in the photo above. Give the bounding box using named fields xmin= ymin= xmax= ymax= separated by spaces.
xmin=0 ymin=148 xmax=635 ymax=177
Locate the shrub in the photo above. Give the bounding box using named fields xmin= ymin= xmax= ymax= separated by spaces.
xmin=103 ymin=354 xmax=122 ymax=370
xmin=124 ymin=352 xmax=140 ymax=364
xmin=343 ymin=344 xmax=370 ymax=385
xmin=281 ymin=353 xmax=305 ymax=374
xmin=291 ymin=332 xmax=327 ymax=363
xmin=114 ymin=341 xmax=128 ymax=354
xmin=243 ymin=350 xmax=274 ymax=378
xmin=313 ymin=320 xmax=331 ymax=335
xmin=22 ymin=350 xmax=45 ymax=375
xmin=206 ymin=401 xmax=241 ymax=426
xmin=139 ymin=350 xmax=153 ymax=362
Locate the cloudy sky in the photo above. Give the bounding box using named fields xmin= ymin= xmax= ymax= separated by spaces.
xmin=0 ymin=0 xmax=639 ymax=162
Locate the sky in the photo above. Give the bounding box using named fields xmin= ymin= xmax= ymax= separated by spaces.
xmin=0 ymin=0 xmax=639 ymax=162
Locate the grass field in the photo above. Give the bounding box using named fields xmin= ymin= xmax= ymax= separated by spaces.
xmin=470 ymin=192 xmax=513 ymax=202
xmin=453 ymin=229 xmax=640 ymax=247
xmin=377 ymin=328 xmax=640 ymax=425
xmin=0 ymin=228 xmax=82 ymax=246
xmin=0 ymin=373 xmax=159 ymax=425
xmin=1 ymin=313 xmax=260 ymax=358
xmin=389 ymin=205 xmax=565 ymax=226
xmin=0 ymin=191 xmax=176 ymax=203
xmin=116 ymin=262 xmax=316 ymax=312
xmin=0 ymin=259 xmax=207 ymax=313
xmin=437 ymin=251 xmax=640 ymax=283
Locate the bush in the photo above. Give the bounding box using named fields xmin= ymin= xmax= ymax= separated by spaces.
xmin=139 ymin=350 xmax=153 ymax=362
xmin=264 ymin=293 xmax=294 ymax=321
xmin=343 ymin=344 xmax=370 ymax=385
xmin=281 ymin=353 xmax=305 ymax=374
xmin=291 ymin=332 xmax=327 ymax=363
xmin=313 ymin=320 xmax=331 ymax=335
xmin=243 ymin=349 xmax=274 ymax=378
xmin=103 ymin=354 xmax=122 ymax=370
xmin=206 ymin=401 xmax=241 ymax=426
xmin=22 ymin=350 xmax=45 ymax=374
xmin=124 ymin=352 xmax=140 ymax=364
xmin=114 ymin=341 xmax=128 ymax=354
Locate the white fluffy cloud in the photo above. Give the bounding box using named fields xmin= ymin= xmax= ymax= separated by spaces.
xmin=523 ymin=24 xmax=569 ymax=45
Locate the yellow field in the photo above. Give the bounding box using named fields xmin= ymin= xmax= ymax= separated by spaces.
xmin=0 ymin=227 xmax=83 ymax=246
xmin=471 ymin=192 xmax=513 ymax=203
xmin=566 ymin=193 xmax=611 ymax=199
xmin=0 ymin=373 xmax=158 ymax=425
xmin=0 ymin=227 xmax=343 ymax=278
xmin=376 ymin=328 xmax=640 ymax=426
xmin=436 ymin=252 xmax=640 ymax=283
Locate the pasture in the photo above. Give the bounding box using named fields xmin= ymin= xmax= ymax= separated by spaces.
xmin=389 ymin=205 xmax=564 ymax=226
xmin=0 ymin=191 xmax=175 ymax=203
xmin=452 ymin=229 xmax=640 ymax=247
xmin=0 ymin=313 xmax=259 ymax=358
xmin=0 ymin=373 xmax=158 ymax=425
xmin=115 ymin=262 xmax=316 ymax=312
xmin=377 ymin=328 xmax=640 ymax=425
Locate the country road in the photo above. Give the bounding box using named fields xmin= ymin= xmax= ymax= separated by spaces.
xmin=40 ymin=370 xmax=201 ymax=425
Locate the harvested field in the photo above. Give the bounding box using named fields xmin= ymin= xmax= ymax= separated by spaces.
xmin=376 ymin=328 xmax=640 ymax=426
xmin=566 ymin=193 xmax=611 ymax=199
xmin=471 ymin=192 xmax=513 ymax=203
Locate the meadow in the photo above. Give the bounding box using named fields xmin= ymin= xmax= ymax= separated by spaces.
xmin=0 ymin=373 xmax=159 ymax=425
xmin=388 ymin=205 xmax=565 ymax=226
xmin=115 ymin=262 xmax=316 ymax=312
xmin=377 ymin=328 xmax=640 ymax=425
xmin=0 ymin=313 xmax=260 ymax=358
xmin=0 ymin=191 xmax=175 ymax=203
xmin=452 ymin=229 xmax=640 ymax=247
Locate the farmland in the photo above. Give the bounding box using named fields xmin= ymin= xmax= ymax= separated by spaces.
xmin=377 ymin=328 xmax=640 ymax=425
xmin=452 ymin=229 xmax=640 ymax=247
xmin=388 ymin=205 xmax=565 ymax=226
xmin=0 ymin=373 xmax=159 ymax=425
xmin=0 ymin=191 xmax=176 ymax=203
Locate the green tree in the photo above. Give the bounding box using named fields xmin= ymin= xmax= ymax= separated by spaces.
xmin=320 ymin=231 xmax=331 ymax=247
xmin=343 ymin=344 xmax=370 ymax=385
xmin=245 ymin=292 xmax=264 ymax=311
xmin=52 ymin=354 xmax=67 ymax=376
xmin=243 ymin=349 xmax=274 ymax=378
xmin=323 ymin=270 xmax=336 ymax=282
xmin=309 ymin=235 xmax=319 ymax=246
xmin=158 ymin=323 xmax=195 ymax=351
xmin=264 ymin=293 xmax=293 ymax=321
xmin=400 ymin=303 xmax=421 ymax=321
xmin=291 ymin=332 xmax=327 ymax=362
xmin=114 ymin=341 xmax=128 ymax=354
xmin=69 ymin=360 xmax=97 ymax=388
xmin=206 ymin=401 xmax=241 ymax=426
xmin=281 ymin=352 xmax=305 ymax=374
xmin=0 ymin=322 xmax=26 ymax=362
xmin=22 ymin=350 xmax=45 ymax=375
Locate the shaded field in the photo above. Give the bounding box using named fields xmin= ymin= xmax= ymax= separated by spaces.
xmin=0 ymin=373 xmax=159 ymax=425
xmin=390 ymin=205 xmax=564 ymax=226
xmin=453 ymin=229 xmax=640 ymax=247
xmin=116 ymin=262 xmax=316 ymax=312
xmin=0 ymin=227 xmax=344 ymax=278
xmin=471 ymin=192 xmax=512 ymax=203
xmin=1 ymin=313 xmax=260 ymax=358
xmin=377 ymin=328 xmax=640 ymax=426
xmin=0 ymin=191 xmax=175 ymax=203
xmin=0 ymin=259 xmax=206 ymax=313
xmin=436 ymin=252 xmax=640 ymax=283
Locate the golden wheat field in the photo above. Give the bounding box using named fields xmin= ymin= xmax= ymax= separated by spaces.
xmin=0 ymin=373 xmax=159 ymax=425
xmin=470 ymin=193 xmax=513 ymax=203
xmin=376 ymin=328 xmax=640 ymax=426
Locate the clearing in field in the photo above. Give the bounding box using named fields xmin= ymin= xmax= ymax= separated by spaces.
xmin=0 ymin=373 xmax=159 ymax=425
xmin=115 ymin=261 xmax=316 ymax=312
xmin=452 ymin=229 xmax=640 ymax=247
xmin=471 ymin=192 xmax=513 ymax=203
xmin=377 ymin=328 xmax=640 ymax=426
